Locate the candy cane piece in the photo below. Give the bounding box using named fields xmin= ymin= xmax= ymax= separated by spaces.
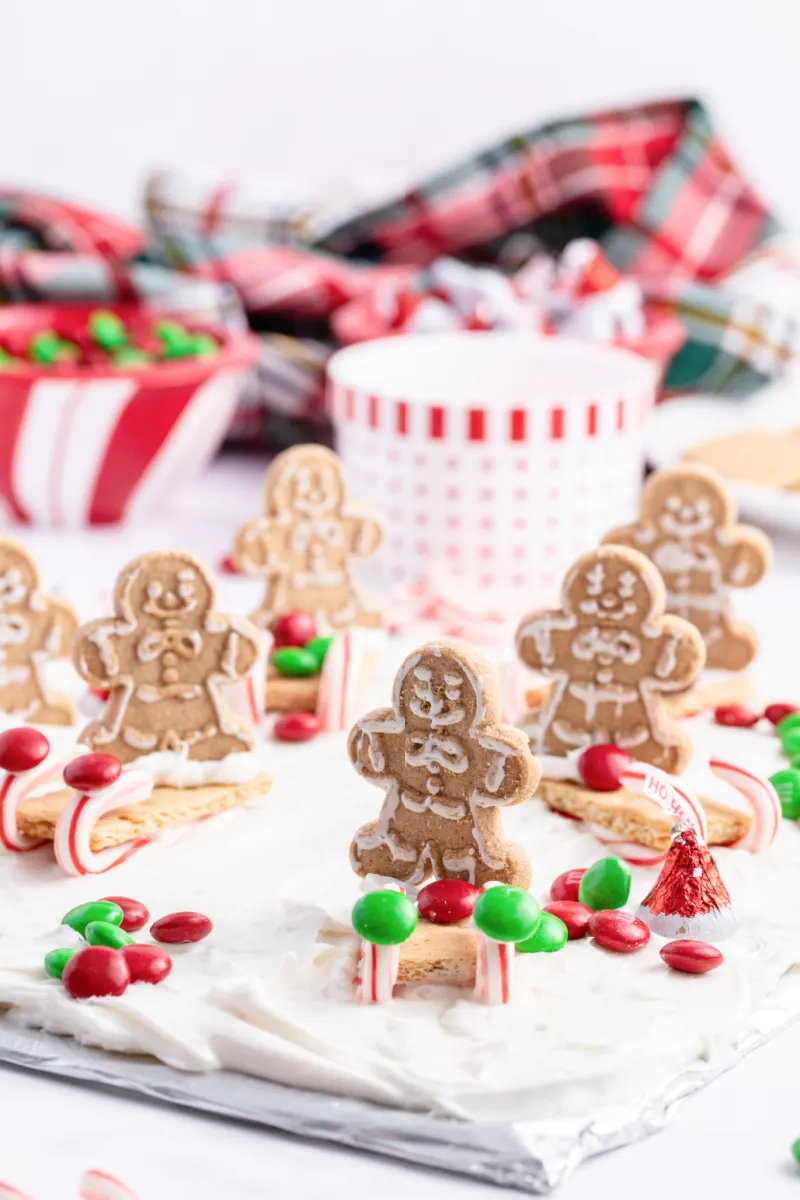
xmin=79 ymin=1169 xmax=139 ymax=1200
xmin=54 ymin=767 xmax=154 ymax=877
xmin=619 ymin=764 xmax=708 ymax=842
xmin=0 ymin=1183 xmax=35 ymax=1200
xmin=709 ymin=758 xmax=781 ymax=853
xmin=474 ymin=934 xmax=514 ymax=1005
xmin=588 ymin=823 xmax=667 ymax=867
xmin=0 ymin=730 xmax=83 ymax=853
xmin=356 ymin=940 xmax=401 ymax=1004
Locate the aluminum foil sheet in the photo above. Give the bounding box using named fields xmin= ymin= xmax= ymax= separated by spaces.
xmin=1 ymin=986 xmax=798 ymax=1195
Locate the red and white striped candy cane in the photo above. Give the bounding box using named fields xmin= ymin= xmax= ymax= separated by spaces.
xmin=0 ymin=728 xmax=82 ymax=853
xmin=79 ymin=1169 xmax=139 ymax=1200
xmin=587 ymin=823 xmax=667 ymax=867
xmin=474 ymin=933 xmax=514 ymax=1005
xmin=709 ymin=758 xmax=781 ymax=853
xmin=356 ymin=940 xmax=401 ymax=1005
xmin=54 ymin=753 xmax=154 ymax=877
xmin=619 ymin=764 xmax=708 ymax=842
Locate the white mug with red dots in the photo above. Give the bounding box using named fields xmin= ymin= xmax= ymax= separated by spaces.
xmin=327 ymin=331 xmax=658 ymax=611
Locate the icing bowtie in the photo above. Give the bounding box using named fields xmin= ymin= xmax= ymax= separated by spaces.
xmin=137 ymin=627 xmax=202 ymax=662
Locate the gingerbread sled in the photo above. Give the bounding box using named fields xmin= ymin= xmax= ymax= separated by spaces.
xmin=349 ymin=641 xmax=540 ymax=889
xmin=603 ymin=464 xmax=771 ymax=675
xmin=513 ymin=544 xmax=775 ymax=852
xmin=232 ymin=445 xmax=383 ymax=633
xmin=3 ymin=552 xmax=270 ymax=871
xmin=0 ymin=539 xmax=77 ymax=725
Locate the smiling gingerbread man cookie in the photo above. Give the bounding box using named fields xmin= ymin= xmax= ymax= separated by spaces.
xmin=0 ymin=538 xmax=78 ymax=725
xmin=515 ymin=545 xmax=705 ymax=774
xmin=349 ymin=641 xmax=539 ymax=889
xmin=233 ymin=444 xmax=382 ymax=631
xmin=603 ymin=464 xmax=771 ymax=671
xmin=73 ymin=551 xmax=261 ymax=764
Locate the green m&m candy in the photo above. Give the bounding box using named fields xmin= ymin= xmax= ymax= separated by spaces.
xmin=44 ymin=947 xmax=76 ymax=979
xmin=61 ymin=900 xmax=124 ymax=938
xmin=89 ymin=310 xmax=128 ymax=351
xmin=111 ymin=348 xmax=153 ymax=368
xmin=85 ymin=920 xmax=135 ymax=950
xmin=578 ymin=857 xmax=631 ymax=911
xmin=155 ymin=320 xmax=193 ymax=359
xmin=473 ymin=885 xmax=541 ymax=944
xmin=516 ymin=911 xmax=568 ymax=954
xmin=770 ymin=768 xmax=800 ymax=820
xmin=352 ymin=889 xmax=418 ymax=945
xmin=29 ymin=331 xmax=79 ymax=365
xmin=187 ymin=333 xmax=218 ymax=358
xmin=271 ymin=646 xmax=318 ymax=677
xmin=792 ymin=1137 xmax=800 ymax=1167
xmin=305 ymin=636 xmax=333 ymax=670
xmin=780 ymin=723 xmax=800 ymax=759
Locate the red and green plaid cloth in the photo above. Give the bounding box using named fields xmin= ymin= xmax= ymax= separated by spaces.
xmin=0 ymin=97 xmax=795 ymax=450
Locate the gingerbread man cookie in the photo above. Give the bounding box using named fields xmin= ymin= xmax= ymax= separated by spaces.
xmin=0 ymin=539 xmax=77 ymax=725
xmin=349 ymin=641 xmax=539 ymax=889
xmin=232 ymin=445 xmax=382 ymax=631
xmin=603 ymin=464 xmax=771 ymax=671
xmin=516 ymin=545 xmax=705 ymax=774
xmin=73 ymin=551 xmax=261 ymax=764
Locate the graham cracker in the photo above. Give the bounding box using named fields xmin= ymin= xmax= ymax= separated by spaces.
xmin=538 ymin=777 xmax=750 ymax=850
xmin=397 ymin=920 xmax=476 ymax=987
xmin=683 ymin=428 xmax=800 ymax=490
xmin=16 ymin=773 xmax=271 ymax=851
xmin=266 ymin=668 xmax=319 ymax=713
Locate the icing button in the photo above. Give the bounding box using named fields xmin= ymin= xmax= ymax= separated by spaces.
xmin=660 ymin=939 xmax=723 ymax=974
xmin=577 ymin=744 xmax=633 ymax=792
xmin=0 ymin=727 xmax=50 ymax=774
xmin=62 ymin=946 xmax=130 ymax=999
xmin=63 ymin=753 xmax=122 ymax=792
xmin=549 ymin=868 xmax=586 ymax=903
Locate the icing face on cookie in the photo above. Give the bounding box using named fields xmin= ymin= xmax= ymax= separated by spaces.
xmin=0 ymin=560 xmax=32 ymax=611
xmin=135 ymin=564 xmax=212 ymax=626
xmin=565 ymin=556 xmax=658 ymax=628
xmin=397 ymin=658 xmax=479 ymax=734
xmin=273 ymin=457 xmax=345 ymax=520
xmin=651 ymin=476 xmax=728 ymax=541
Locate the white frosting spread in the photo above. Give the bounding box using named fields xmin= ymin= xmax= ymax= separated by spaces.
xmin=0 ymin=701 xmax=796 ymax=1124
xmin=127 ymin=748 xmax=260 ymax=788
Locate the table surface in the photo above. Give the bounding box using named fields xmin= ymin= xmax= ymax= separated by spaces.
xmin=2 ymin=456 xmax=799 ymax=1199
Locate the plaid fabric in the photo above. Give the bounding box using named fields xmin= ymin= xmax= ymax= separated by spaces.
xmin=0 ymin=97 xmax=794 ymax=453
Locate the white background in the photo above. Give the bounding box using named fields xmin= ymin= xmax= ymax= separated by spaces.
xmin=3 ymin=4 xmax=800 ymax=1196
xmin=3 ymin=0 xmax=799 ymax=225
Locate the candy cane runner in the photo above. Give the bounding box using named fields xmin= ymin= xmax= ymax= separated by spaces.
xmin=0 ymin=728 xmax=82 ymax=853
xmin=79 ymin=1169 xmax=140 ymax=1200
xmin=474 ymin=933 xmax=514 ymax=1005
xmin=357 ymin=940 xmax=402 ymax=1005
xmin=619 ymin=763 xmax=708 ymax=842
xmin=54 ymin=753 xmax=154 ymax=877
xmin=709 ymin=758 xmax=781 ymax=853
xmin=353 ymin=882 xmax=415 ymax=1005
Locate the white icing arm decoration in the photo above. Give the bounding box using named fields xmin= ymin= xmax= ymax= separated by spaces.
xmin=54 ymin=756 xmax=154 ymax=877
xmin=0 ymin=729 xmax=82 ymax=854
xmin=619 ymin=764 xmax=708 ymax=842
xmin=709 ymin=758 xmax=781 ymax=853
xmin=474 ymin=934 xmax=514 ymax=1005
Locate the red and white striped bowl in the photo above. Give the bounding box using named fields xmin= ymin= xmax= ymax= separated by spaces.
xmin=0 ymin=304 xmax=259 ymax=526
xmin=327 ymin=332 xmax=658 ymax=605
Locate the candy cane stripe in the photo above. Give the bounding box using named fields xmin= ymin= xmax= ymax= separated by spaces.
xmin=709 ymin=758 xmax=780 ymax=853
xmin=54 ymin=768 xmax=154 ymax=876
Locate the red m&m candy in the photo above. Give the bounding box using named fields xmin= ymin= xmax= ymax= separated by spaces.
xmin=102 ymin=896 xmax=150 ymax=933
xmin=549 ymin=868 xmax=586 ymax=903
xmin=274 ymin=712 xmax=320 ymax=742
xmin=122 ymin=944 xmax=173 ymax=985
xmin=577 ymin=745 xmax=633 ymax=792
xmin=417 ymin=879 xmax=478 ymax=924
xmin=150 ymin=911 xmax=212 ymax=944
xmin=272 ymin=611 xmax=317 ymax=649
xmin=543 ymin=900 xmax=593 ymax=940
xmin=587 ymin=910 xmax=650 ymax=953
xmin=714 ymin=704 xmax=760 ymax=729
xmin=62 ymin=946 xmax=130 ymax=999
xmin=64 ymin=753 xmax=121 ymax=792
xmin=0 ymin=727 xmax=50 ymax=773
xmin=764 ymin=702 xmax=799 ymax=728
xmin=660 ymin=940 xmax=723 ymax=974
